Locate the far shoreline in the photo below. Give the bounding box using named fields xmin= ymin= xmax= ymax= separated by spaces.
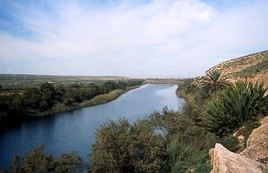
xmin=27 ymin=85 xmax=142 ymax=118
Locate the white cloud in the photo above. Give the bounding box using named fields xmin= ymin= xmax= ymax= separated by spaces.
xmin=0 ymin=0 xmax=267 ymax=77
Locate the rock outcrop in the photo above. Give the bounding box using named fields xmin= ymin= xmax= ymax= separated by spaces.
xmin=240 ymin=116 xmax=268 ymax=165
xmin=210 ymin=143 xmax=265 ymax=173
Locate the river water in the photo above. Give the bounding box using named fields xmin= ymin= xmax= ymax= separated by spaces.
xmin=0 ymin=84 xmax=184 ymax=168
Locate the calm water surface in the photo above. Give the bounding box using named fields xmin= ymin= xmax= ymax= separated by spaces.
xmin=0 ymin=84 xmax=184 ymax=168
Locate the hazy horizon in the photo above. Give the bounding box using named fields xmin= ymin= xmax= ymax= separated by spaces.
xmin=0 ymin=48 xmax=267 ymax=78
xmin=0 ymin=0 xmax=268 ymax=78
xmin=0 ymin=72 xmax=186 ymax=79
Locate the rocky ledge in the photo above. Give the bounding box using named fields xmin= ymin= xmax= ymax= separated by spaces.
xmin=210 ymin=116 xmax=268 ymax=173
xmin=240 ymin=116 xmax=268 ymax=165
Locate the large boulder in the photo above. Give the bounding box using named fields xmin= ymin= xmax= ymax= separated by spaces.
xmin=210 ymin=143 xmax=265 ymax=173
xmin=240 ymin=116 xmax=268 ymax=165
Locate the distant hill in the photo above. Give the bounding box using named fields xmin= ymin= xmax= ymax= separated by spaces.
xmin=0 ymin=74 xmax=128 ymax=89
xmin=207 ymin=50 xmax=268 ymax=87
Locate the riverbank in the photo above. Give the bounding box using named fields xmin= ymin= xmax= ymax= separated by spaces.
xmin=27 ymin=85 xmax=140 ymax=117
xmin=175 ymin=79 xmax=197 ymax=103
xmin=0 ymin=84 xmax=181 ymax=170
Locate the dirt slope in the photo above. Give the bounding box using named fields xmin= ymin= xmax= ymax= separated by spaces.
xmin=207 ymin=50 xmax=268 ymax=88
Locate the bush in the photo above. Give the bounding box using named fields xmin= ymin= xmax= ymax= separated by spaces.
xmin=194 ymin=163 xmax=211 ymax=173
xmin=90 ymin=119 xmax=168 ymax=173
xmin=8 ymin=146 xmax=82 ymax=173
xmin=219 ymin=135 xmax=240 ymax=152
xmin=63 ymin=98 xmax=74 ymax=106
xmin=168 ymin=139 xmax=207 ymax=173
xmin=203 ymin=82 xmax=268 ymax=136
xmin=90 ymin=110 xmax=217 ymax=173
xmin=238 ymin=120 xmax=260 ymax=148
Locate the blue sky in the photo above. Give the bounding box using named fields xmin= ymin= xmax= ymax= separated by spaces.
xmin=0 ymin=0 xmax=267 ymax=77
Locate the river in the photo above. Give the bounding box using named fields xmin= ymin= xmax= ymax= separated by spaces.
xmin=0 ymin=84 xmax=184 ymax=168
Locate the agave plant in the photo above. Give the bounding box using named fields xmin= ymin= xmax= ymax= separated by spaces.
xmin=200 ymin=70 xmax=229 ymax=96
xmin=203 ymin=81 xmax=268 ymax=136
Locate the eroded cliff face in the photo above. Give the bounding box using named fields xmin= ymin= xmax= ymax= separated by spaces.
xmin=210 ymin=116 xmax=268 ymax=173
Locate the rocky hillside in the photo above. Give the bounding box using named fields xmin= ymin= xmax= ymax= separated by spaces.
xmin=205 ymin=50 xmax=268 ymax=172
xmin=207 ymin=50 xmax=268 ymax=88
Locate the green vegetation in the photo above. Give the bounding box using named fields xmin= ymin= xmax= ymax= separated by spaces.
xmin=49 ymin=89 xmax=125 ymax=115
xmin=234 ymin=57 xmax=268 ymax=77
xmin=91 ymin=118 xmax=168 ymax=173
xmin=4 ymin=147 xmax=82 ymax=173
xmin=6 ymin=74 xmax=263 ymax=172
xmin=203 ymin=82 xmax=268 ymax=136
xmin=89 ymin=78 xmax=219 ymax=173
xmin=85 ymin=89 xmax=124 ymax=106
xmin=90 ymin=109 xmax=216 ymax=173
xmin=1 ymin=67 xmax=268 ymax=172
xmin=200 ymin=70 xmax=229 ymax=97
xmin=0 ymin=74 xmax=128 ymax=89
xmin=89 ymin=72 xmax=267 ymax=172
xmin=0 ymin=79 xmax=144 ymax=131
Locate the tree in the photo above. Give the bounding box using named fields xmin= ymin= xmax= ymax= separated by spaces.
xmin=23 ymin=88 xmax=41 ymax=110
xmin=90 ymin=119 xmax=134 ymax=173
xmin=0 ymin=94 xmax=24 ymax=129
xmin=90 ymin=119 xmax=168 ymax=173
xmin=23 ymin=146 xmax=54 ymax=173
xmin=55 ymin=85 xmax=65 ymax=102
xmin=115 ymin=81 xmax=126 ymax=90
xmin=10 ymin=95 xmax=23 ymax=114
xmin=200 ymin=70 xmax=229 ymax=96
xmin=64 ymin=88 xmax=82 ymax=103
xmin=101 ymin=81 xmax=116 ymax=94
xmin=8 ymin=147 xmax=82 ymax=173
xmin=39 ymin=83 xmax=56 ymax=110
xmin=63 ymin=98 xmax=74 ymax=106
xmin=10 ymin=156 xmax=23 ymax=173
xmin=55 ymin=153 xmax=82 ymax=173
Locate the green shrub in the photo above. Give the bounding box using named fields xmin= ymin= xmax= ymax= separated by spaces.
xmin=90 ymin=118 xmax=168 ymax=173
xmin=203 ymin=82 xmax=268 ymax=136
xmin=219 ymin=135 xmax=240 ymax=152
xmin=8 ymin=146 xmax=82 ymax=173
xmin=90 ymin=110 xmax=217 ymax=173
xmin=240 ymin=120 xmax=260 ymax=148
xmin=193 ymin=163 xmax=211 ymax=173
xmin=168 ymin=139 xmax=207 ymax=173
